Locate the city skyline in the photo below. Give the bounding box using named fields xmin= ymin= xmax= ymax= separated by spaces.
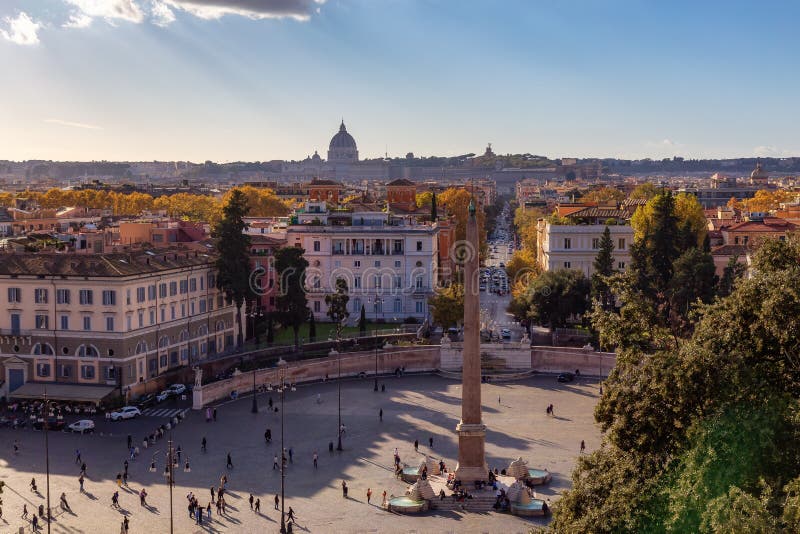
xmin=1 ymin=0 xmax=799 ymax=162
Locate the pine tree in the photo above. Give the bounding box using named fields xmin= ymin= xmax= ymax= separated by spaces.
xmin=431 ymin=192 xmax=438 ymax=221
xmin=274 ymin=246 xmax=310 ymax=351
xmin=325 ymin=278 xmax=350 ymax=341
xmin=592 ymin=226 xmax=615 ymax=310
xmin=213 ymin=189 xmax=252 ymax=348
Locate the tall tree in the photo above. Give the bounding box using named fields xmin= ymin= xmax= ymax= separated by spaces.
xmin=308 ymin=312 xmax=316 ymax=342
xmin=428 ymin=283 xmax=464 ymax=329
xmin=325 ymin=278 xmax=350 ymax=343
xmin=592 ymin=226 xmax=615 ymax=310
xmin=431 ymin=192 xmax=438 ymax=221
xmin=274 ymin=246 xmax=310 ymax=351
xmin=524 ymin=269 xmax=590 ymax=330
xmin=358 ymin=304 xmax=367 ymax=335
xmin=214 ymin=189 xmax=252 ymax=348
xmin=717 ymin=255 xmax=746 ymax=297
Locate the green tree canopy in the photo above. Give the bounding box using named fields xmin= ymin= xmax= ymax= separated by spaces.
xmin=428 ymin=283 xmax=464 ymax=329
xmin=274 ymin=246 xmax=310 ymax=350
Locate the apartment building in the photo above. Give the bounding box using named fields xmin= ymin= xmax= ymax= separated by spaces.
xmin=287 ymin=200 xmax=438 ymax=323
xmin=0 ymin=248 xmax=238 ymax=399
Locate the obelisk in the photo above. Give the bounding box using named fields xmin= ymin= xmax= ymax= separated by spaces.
xmin=454 ymin=199 xmax=488 ymax=482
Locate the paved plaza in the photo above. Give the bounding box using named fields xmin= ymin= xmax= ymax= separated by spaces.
xmin=0 ymin=374 xmax=601 ymax=533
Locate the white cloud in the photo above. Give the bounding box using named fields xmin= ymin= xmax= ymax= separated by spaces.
xmin=44 ymin=118 xmax=103 ymax=130
xmin=753 ymin=145 xmax=799 ymax=158
xmin=64 ymin=0 xmax=145 ymax=24
xmin=164 ymin=0 xmax=326 ymax=21
xmin=63 ymin=13 xmax=93 ymax=29
xmin=151 ymin=1 xmax=176 ymax=26
xmin=0 ymin=12 xmax=41 ymax=46
xmin=645 ymin=138 xmax=678 ymax=148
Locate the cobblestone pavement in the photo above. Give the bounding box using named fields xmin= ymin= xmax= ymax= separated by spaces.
xmin=0 ymin=374 xmax=601 ymax=533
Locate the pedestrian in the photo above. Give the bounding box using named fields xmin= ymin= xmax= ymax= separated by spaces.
xmin=382 ymin=490 xmax=387 ymax=507
xmin=116 ymin=473 xmax=122 ymax=487
xmin=207 ymin=502 xmax=212 ymax=521
xmin=196 ymin=506 xmax=202 ymax=525
xmin=313 ymin=451 xmax=318 ymax=468
xmin=273 ymin=454 xmax=279 ymax=470
xmin=341 ymin=480 xmax=348 ymax=498
xmin=79 ymin=475 xmax=85 ymax=492
xmin=32 ymin=514 xmax=38 ymax=531
xmin=287 ymin=507 xmax=295 ymax=521
xmin=266 ymin=428 xmax=272 ymax=442
xmin=414 ymin=439 xmax=418 ymax=452
xmin=124 ymin=460 xmax=129 ymax=475
xmin=289 ymin=447 xmax=293 ymax=463
xmin=177 ymin=445 xmax=182 ymax=463
xmin=580 ymin=440 xmax=586 ymax=453
xmin=249 ymin=493 xmax=254 ymax=510
xmin=429 ymin=436 xmax=433 ymax=448
xmin=226 ymin=452 xmax=233 ymax=469
xmin=274 ymin=494 xmax=280 ymax=510
xmin=498 ymin=395 xmax=501 ymax=405
xmin=367 ymin=488 xmax=372 ymax=504
xmin=30 ymin=478 xmax=37 ymax=493
xmin=112 ymin=491 xmax=119 ymax=509
xmin=202 ymin=437 xmax=207 ymax=452
xmin=123 ymin=515 xmax=129 ymax=533
xmin=60 ymin=492 xmax=69 ymax=511
xmin=379 ymin=408 xmax=383 ymax=421
xmin=599 ymin=385 xmax=603 ymax=395
xmin=81 ymin=462 xmax=87 ymax=476
xmin=139 ymin=488 xmax=147 ymax=506
xmin=75 ymin=449 xmax=81 ymax=464
xmin=268 ymin=397 xmax=273 ymax=409
xmin=22 ymin=504 xmax=28 ymax=519
xmin=123 ymin=471 xmax=128 ymax=486
xmin=210 ymin=486 xmax=215 ymax=503
xmin=127 ymin=434 xmax=132 ymax=449
xmin=13 ymin=441 xmax=19 ymax=455
xmin=381 ymin=384 xmax=386 ymax=392
xmin=254 ymin=498 xmax=261 ymax=513
xmin=213 ymin=407 xmax=217 ymax=421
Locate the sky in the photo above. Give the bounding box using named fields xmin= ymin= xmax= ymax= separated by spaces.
xmin=1 ymin=0 xmax=799 ymax=163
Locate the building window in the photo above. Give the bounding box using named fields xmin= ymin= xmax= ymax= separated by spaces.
xmin=374 ymin=299 xmax=383 ymax=314
xmin=618 ymin=238 xmax=626 ymax=250
xmin=374 ymin=275 xmax=382 ymax=289
xmin=394 ymin=260 xmax=401 ymax=268
xmin=416 ymin=241 xmax=423 ymax=251
xmin=77 ymin=345 xmax=99 ymax=357
xmin=81 ymin=365 xmax=95 ymax=379
xmin=148 ymin=285 xmax=157 ymax=300
xmin=79 ymin=289 xmax=93 ymax=305
xmin=126 ymin=315 xmax=132 ymax=330
xmin=618 ymin=261 xmax=626 ymax=269
xmin=415 ymin=276 xmax=424 ymax=289
xmin=199 ymin=300 xmax=207 ymax=313
xmin=592 ymin=238 xmax=600 ymax=249
xmin=169 ymin=281 xmax=177 ymax=296
xmin=37 ymin=363 xmax=51 ymax=377
xmin=354 ymin=276 xmax=361 ymax=289
xmin=415 ymin=301 xmax=424 ymax=314
xmin=58 ymin=364 xmax=71 ymax=378
xmin=354 ymin=260 xmax=361 ymax=268
xmin=137 ymin=287 xmax=146 ymax=303
xmin=394 ymin=276 xmax=402 ymax=289
xmin=313 ymin=240 xmax=320 ymax=252
xmin=313 ymin=301 xmax=320 ymax=313
xmin=33 ymin=343 xmax=54 ymax=355
xmin=106 ymin=316 xmax=115 ymax=332
xmin=34 ymin=288 xmax=48 ymax=304
xmin=352 ymin=298 xmax=361 ymax=313
xmin=60 ymin=315 xmax=69 ymax=330
xmin=35 ymin=314 xmax=49 ymax=329
xmin=56 ymin=289 xmax=70 ymax=304
xmin=393 ymin=298 xmax=402 ymax=313
xmin=102 ymin=290 xmax=116 ymax=306
xmin=190 ymin=278 xmax=197 ymax=292
xmin=170 ymin=305 xmax=176 ymax=320
xmin=7 ymin=287 xmax=21 ymax=303
xmin=564 ymin=261 xmax=571 ymax=268
xmin=179 ymin=280 xmax=188 ymax=294
xmin=150 ymin=310 xmax=156 ymax=325
xmin=313 ymin=278 xmax=321 ymax=289
xmin=105 ymin=367 xmax=116 ymax=380
xmin=83 ymin=316 xmax=91 ymax=331
xmin=159 ymin=283 xmax=167 ymax=298
xmin=126 ymin=289 xmax=131 ymax=305
xmin=374 ymin=261 xmax=381 ymax=268
xmin=564 ymin=238 xmax=571 ymax=250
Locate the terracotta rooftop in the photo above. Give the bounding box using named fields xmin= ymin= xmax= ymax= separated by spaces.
xmin=0 ymin=248 xmax=216 ymax=277
xmin=307 ymin=178 xmax=342 ymax=187
xmin=386 ymin=179 xmax=416 ymax=187
xmin=724 ymin=217 xmax=796 ymax=233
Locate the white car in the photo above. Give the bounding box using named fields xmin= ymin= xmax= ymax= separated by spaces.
xmin=67 ymin=419 xmax=95 ymax=434
xmin=156 ymin=390 xmax=173 ymax=403
xmin=109 ymin=406 xmax=141 ymax=421
xmin=168 ymin=384 xmax=186 ymax=396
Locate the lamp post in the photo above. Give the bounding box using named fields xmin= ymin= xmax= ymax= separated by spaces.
xmin=278 ymin=366 xmax=287 ymax=534
xmin=251 ymin=363 xmax=258 ymax=414
xmin=165 ymin=435 xmax=175 ymax=534
xmin=43 ymin=388 xmax=51 ymax=534
xmin=373 ymin=329 xmax=379 ymax=391
xmin=336 ymin=343 xmax=342 ymax=451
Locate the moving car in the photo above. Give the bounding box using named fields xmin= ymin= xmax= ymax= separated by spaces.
xmin=557 ymin=372 xmax=575 ymax=383
xmin=501 ymin=328 xmax=512 ymax=338
xmin=109 ymin=406 xmax=142 ymax=421
xmin=33 ymin=418 xmax=66 ymax=431
xmin=156 ymin=390 xmax=173 ymax=403
xmin=135 ymin=393 xmax=157 ymax=409
xmin=67 ymin=419 xmax=95 ymax=434
xmin=167 ymin=383 xmax=187 ymax=396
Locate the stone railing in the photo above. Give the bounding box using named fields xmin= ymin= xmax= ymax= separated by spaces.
xmin=531 ymin=345 xmax=615 ymax=377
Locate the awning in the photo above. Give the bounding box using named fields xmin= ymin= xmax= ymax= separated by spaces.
xmin=9 ymin=383 xmax=116 ymax=404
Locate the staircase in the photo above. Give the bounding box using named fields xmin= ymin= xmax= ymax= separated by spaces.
xmin=424 ymin=474 xmax=499 ymax=513
xmin=481 ymin=351 xmax=506 ymax=372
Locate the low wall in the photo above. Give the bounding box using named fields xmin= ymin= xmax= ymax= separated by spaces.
xmin=441 ymin=342 xmax=532 ymax=371
xmin=193 ymin=346 xmax=441 ymax=408
xmin=531 ymin=346 xmax=615 ymax=377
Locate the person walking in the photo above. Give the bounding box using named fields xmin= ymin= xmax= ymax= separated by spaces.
xmin=414 ymin=439 xmax=419 ymax=452
xmin=127 ymin=435 xmax=132 ymax=450
xmin=341 ymin=480 xmax=348 ymax=498
xmin=249 ymin=493 xmax=254 ymax=510
xmin=22 ymin=504 xmax=28 ymax=519
xmin=122 ymin=515 xmax=129 ymax=533
xmin=289 ymin=448 xmax=293 ymax=463
xmin=287 ymin=507 xmax=295 ymax=521
xmin=226 ymin=452 xmax=233 ymax=469
xmin=274 ymin=494 xmax=280 ymax=510
xmin=313 ymin=451 xmax=318 ymax=468
xmin=75 ymin=449 xmax=81 ymax=464
xmin=139 ymin=488 xmax=147 ymax=506
xmin=382 ymin=490 xmax=387 ymax=508
xmin=31 ymin=514 xmax=38 ymax=531
xmin=429 ymin=436 xmax=433 ymax=448
xmin=80 ymin=462 xmax=87 ymax=476
xmin=177 ymin=445 xmax=182 ymax=463
xmin=202 ymin=437 xmax=207 ymax=452
xmin=366 ymin=488 xmax=372 ymax=504
xmin=13 ymin=440 xmax=19 ymax=455
xmin=580 ymin=440 xmax=586 ymax=454
xmin=212 ymin=407 xmax=217 ymax=422
xmin=254 ymin=498 xmax=260 ymax=513
xmin=79 ymin=474 xmax=85 ymax=492
xmin=379 ymin=408 xmax=383 ymax=421
xmin=206 ymin=502 xmax=212 ymax=521
xmin=210 ymin=486 xmax=215 ymax=503
xmin=124 ymin=460 xmax=129 ymax=476
xmin=30 ymin=478 xmax=37 ymax=493
xmin=273 ymin=454 xmax=279 ymax=470
xmin=112 ymin=491 xmax=120 ymax=509
xmin=116 ymin=473 xmax=122 ymax=488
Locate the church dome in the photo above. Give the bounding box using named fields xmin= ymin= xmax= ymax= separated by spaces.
xmin=750 ymin=161 xmax=769 ymax=180
xmin=329 ymin=121 xmax=357 ymax=151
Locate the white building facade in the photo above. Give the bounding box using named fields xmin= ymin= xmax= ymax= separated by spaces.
xmin=536 ymin=220 xmax=634 ymax=276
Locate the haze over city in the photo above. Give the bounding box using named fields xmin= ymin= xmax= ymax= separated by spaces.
xmin=2 ymin=0 xmax=800 ymax=162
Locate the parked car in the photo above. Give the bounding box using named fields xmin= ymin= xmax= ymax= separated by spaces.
xmin=156 ymin=390 xmax=174 ymax=403
xmin=33 ymin=418 xmax=66 ymax=431
xmin=501 ymin=328 xmax=512 ymax=339
xmin=167 ymin=384 xmax=187 ymax=396
xmin=109 ymin=406 xmax=141 ymax=421
xmin=67 ymin=419 xmax=95 ymax=434
xmin=557 ymin=372 xmax=575 ymax=383
xmin=135 ymin=393 xmax=157 ymax=409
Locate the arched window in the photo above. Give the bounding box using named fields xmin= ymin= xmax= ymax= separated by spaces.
xmin=76 ymin=344 xmax=99 ymax=358
xmin=197 ymin=324 xmax=208 ymax=337
xmin=32 ymin=343 xmax=54 ymax=355
xmin=136 ymin=340 xmax=148 ymax=354
xmin=179 ymin=329 xmax=189 ymax=342
xmin=158 ymin=336 xmax=170 ymax=349
xmin=215 ymin=320 xmax=225 ymax=332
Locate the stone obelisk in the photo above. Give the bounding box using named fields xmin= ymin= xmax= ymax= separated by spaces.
xmin=455 ymin=199 xmax=487 ymax=482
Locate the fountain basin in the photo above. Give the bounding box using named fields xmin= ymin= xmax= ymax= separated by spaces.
xmin=387 ymin=496 xmax=429 ymax=513
xmin=400 ymin=467 xmax=420 ymax=483
xmin=527 ymin=469 xmax=552 ymax=485
xmin=511 ymin=499 xmax=547 ymax=517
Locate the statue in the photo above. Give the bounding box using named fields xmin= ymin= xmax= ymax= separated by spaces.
xmin=193 ymin=366 xmax=203 ymax=388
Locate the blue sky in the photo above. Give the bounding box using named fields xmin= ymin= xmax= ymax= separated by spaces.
xmin=1 ymin=0 xmax=799 ymax=162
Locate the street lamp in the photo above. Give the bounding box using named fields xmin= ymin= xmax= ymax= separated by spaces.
xmin=251 ymin=363 xmax=258 ymax=414
xmin=336 ymin=344 xmax=343 ymax=451
xmin=278 ymin=366 xmax=287 ymax=534
xmin=165 ymin=435 xmax=175 ymax=534
xmin=373 ymin=329 xmax=379 ymax=392
xmin=43 ymin=388 xmax=51 ymax=534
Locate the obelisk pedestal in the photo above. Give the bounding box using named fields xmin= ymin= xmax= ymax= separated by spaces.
xmin=454 ymin=199 xmax=488 ymax=482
